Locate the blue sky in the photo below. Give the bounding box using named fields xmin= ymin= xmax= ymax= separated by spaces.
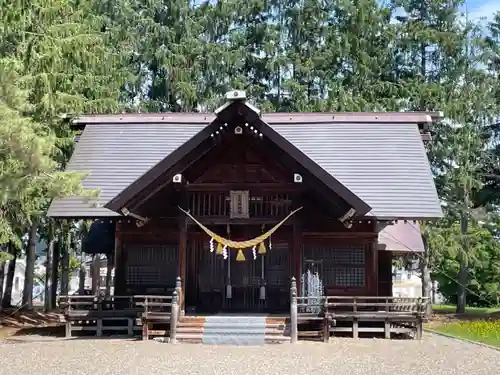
xmin=195 ymin=0 xmax=499 ymax=24
xmin=467 ymin=0 xmax=500 ymax=22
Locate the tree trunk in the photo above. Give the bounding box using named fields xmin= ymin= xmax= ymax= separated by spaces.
xmin=60 ymin=240 xmax=70 ymax=296
xmin=50 ymin=242 xmax=60 ymax=309
xmin=79 ymin=252 xmax=86 ymax=294
xmin=22 ymin=221 xmax=38 ymax=309
xmin=2 ymin=253 xmax=16 ymax=308
xmin=420 ymin=236 xmax=433 ymax=318
xmin=456 ymin=214 xmax=469 ymax=314
xmin=105 ymin=253 xmax=113 ymax=297
xmin=0 ymin=260 xmax=5 ymax=313
xmin=45 ymin=239 xmax=54 ymax=312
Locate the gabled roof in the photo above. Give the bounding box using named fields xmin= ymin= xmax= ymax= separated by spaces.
xmin=47 ymin=103 xmax=442 ymax=220
xmin=104 ymin=101 xmax=371 ymax=216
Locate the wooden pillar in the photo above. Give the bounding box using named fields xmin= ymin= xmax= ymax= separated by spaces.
xmin=114 ymin=221 xmax=125 ymax=295
xmin=366 ymin=239 xmax=379 ymax=296
xmin=105 ymin=252 xmax=113 ymax=297
xmin=91 ymin=254 xmax=100 ymax=294
xmin=372 ymin=242 xmax=379 ymax=296
xmin=178 ymin=188 xmax=188 ymax=313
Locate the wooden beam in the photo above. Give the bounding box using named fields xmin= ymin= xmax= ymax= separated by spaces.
xmin=105 ymin=118 xmax=225 ymax=212
xmin=256 ymin=136 xmax=352 ymax=218
xmin=129 ymin=141 xmax=218 ymax=212
xmin=114 ymin=222 xmax=125 ymax=295
xmin=184 ymin=183 xmax=301 ymax=192
xmin=302 ymin=232 xmax=377 ymax=239
xmin=186 ymin=217 xmax=295 ymax=226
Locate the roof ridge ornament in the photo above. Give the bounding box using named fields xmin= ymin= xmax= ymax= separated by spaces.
xmin=225 ymin=90 xmax=246 ymax=101
xmin=214 ymin=90 xmax=261 ymax=117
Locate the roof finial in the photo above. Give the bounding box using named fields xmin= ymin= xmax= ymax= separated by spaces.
xmin=225 ymin=90 xmax=246 ymax=101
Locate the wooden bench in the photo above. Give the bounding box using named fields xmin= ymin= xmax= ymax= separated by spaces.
xmin=325 ymin=296 xmax=427 ymax=339
xmin=60 ymin=295 xmax=142 ymax=338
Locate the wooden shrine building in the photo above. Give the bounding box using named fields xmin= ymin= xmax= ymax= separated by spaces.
xmin=48 ymin=91 xmax=442 ymax=315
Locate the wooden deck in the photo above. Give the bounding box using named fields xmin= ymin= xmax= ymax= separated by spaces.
xmin=295 ymin=295 xmax=427 ymax=341
xmin=59 ymin=277 xmax=426 ymax=343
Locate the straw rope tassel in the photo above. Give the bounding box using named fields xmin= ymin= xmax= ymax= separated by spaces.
xmin=216 ymin=242 xmax=223 ymax=255
xmin=258 ymin=242 xmax=266 ymax=254
xmin=236 ymin=249 xmax=246 ymax=261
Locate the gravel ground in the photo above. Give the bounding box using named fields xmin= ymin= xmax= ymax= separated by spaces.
xmin=0 ymin=334 xmax=498 ymax=375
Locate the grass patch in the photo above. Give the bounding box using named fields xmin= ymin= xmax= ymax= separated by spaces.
xmin=432 ymin=320 xmax=500 ymax=348
xmin=432 ymin=304 xmax=500 ymax=315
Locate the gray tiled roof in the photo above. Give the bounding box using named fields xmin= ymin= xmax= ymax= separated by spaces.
xmin=269 ymin=122 xmax=442 ymax=218
xmin=48 ymin=119 xmax=442 ymax=219
xmin=47 ymin=123 xmax=207 ymax=217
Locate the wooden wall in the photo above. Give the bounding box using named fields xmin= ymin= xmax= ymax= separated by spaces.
xmin=113 ymin=217 xmax=390 ymax=298
xmin=112 ymin=130 xmax=392 ymax=299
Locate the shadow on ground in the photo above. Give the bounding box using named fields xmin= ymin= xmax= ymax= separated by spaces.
xmin=0 ymin=309 xmax=65 ymax=338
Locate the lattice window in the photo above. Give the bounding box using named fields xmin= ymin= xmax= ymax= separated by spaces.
xmin=127 ymin=266 xmax=163 ymax=284
xmin=330 ymin=248 xmax=365 ymax=265
xmin=265 ymin=242 xmax=289 ymax=286
xmin=303 ymin=244 xmax=367 ymax=288
xmin=125 ymin=245 xmax=178 ymax=287
xmin=333 ymin=267 xmax=365 ymax=287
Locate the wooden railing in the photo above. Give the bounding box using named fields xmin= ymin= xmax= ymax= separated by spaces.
xmin=59 ymin=277 xmax=183 ymax=342
xmin=289 ymin=277 xmax=428 ymax=342
xmin=59 ymin=295 xmax=141 ymax=337
xmin=188 ymin=192 xmax=292 ymax=218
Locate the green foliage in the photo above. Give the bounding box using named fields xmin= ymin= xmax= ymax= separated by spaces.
xmin=0 ymin=251 xmax=13 ymax=262
xmin=433 ymin=320 xmax=500 ymax=348
xmin=424 ymin=218 xmax=500 ymax=306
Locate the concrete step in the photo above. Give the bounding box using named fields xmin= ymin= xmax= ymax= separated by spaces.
xmin=179 ymin=322 xmax=286 ymax=329
xmin=201 ymin=328 xmax=286 ymax=334
xmin=177 ymin=333 xmax=290 ymax=345
xmin=177 ymin=326 xmax=286 ymax=334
